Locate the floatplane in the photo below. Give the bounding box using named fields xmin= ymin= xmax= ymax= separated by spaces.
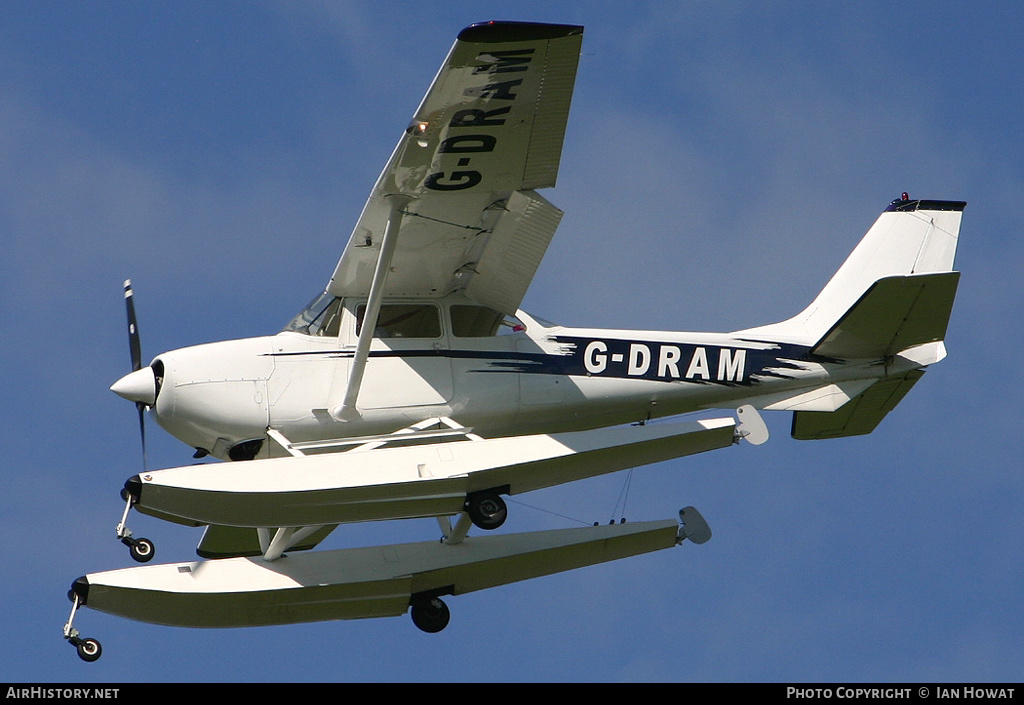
xmin=63 ymin=21 xmax=963 ymax=661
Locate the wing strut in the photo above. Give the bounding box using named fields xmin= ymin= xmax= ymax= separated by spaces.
xmin=332 ymin=195 xmax=410 ymax=421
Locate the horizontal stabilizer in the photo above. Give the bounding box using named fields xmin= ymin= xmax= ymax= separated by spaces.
xmin=812 ymin=272 xmax=960 ymax=359
xmin=74 ymin=519 xmax=682 ymax=628
xmin=792 ymin=370 xmax=924 ymax=440
xmin=734 ymin=380 xmax=876 ymax=413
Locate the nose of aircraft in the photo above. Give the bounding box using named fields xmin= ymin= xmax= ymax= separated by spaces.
xmin=110 ymin=366 xmax=157 ymax=406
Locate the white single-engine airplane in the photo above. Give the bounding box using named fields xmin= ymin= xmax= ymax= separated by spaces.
xmin=63 ymin=21 xmax=964 ymax=662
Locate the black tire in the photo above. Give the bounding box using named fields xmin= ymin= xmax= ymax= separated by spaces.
xmin=129 ymin=538 xmax=155 ymax=563
xmin=410 ymin=596 xmax=450 ymax=633
xmin=76 ymin=638 xmax=102 ymax=662
xmin=465 ymin=491 xmax=507 ymax=530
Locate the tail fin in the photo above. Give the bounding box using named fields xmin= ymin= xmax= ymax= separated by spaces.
xmin=735 ymin=197 xmax=965 ymax=440
xmin=736 ymin=198 xmax=965 ymax=352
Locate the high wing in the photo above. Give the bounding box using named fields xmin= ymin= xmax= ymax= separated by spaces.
xmin=326 ymin=21 xmax=583 ymax=315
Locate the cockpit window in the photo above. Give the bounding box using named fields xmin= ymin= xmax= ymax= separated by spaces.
xmin=283 ymin=292 xmax=344 ymax=337
xmin=450 ymin=305 xmax=526 ymax=337
xmin=356 ymin=303 xmax=441 ymax=338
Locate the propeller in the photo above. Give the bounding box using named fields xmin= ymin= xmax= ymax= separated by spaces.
xmin=123 ymin=279 xmax=147 ymax=471
xmin=112 ymin=279 xmax=158 ymax=563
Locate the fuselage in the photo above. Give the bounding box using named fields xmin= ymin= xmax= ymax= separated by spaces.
xmin=121 ymin=292 xmax=923 ymax=462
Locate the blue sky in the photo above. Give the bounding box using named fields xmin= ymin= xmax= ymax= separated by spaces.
xmin=2 ymin=1 xmax=1022 ymax=683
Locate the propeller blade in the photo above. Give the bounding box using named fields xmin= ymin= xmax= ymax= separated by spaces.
xmin=124 ymin=279 xmax=147 ymax=471
xmin=124 ymin=280 xmax=142 ymax=373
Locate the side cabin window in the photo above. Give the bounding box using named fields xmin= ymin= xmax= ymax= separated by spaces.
xmin=283 ymin=293 xmax=344 ymax=337
xmin=450 ymin=305 xmax=526 ymax=337
xmin=355 ymin=303 xmax=441 ymax=338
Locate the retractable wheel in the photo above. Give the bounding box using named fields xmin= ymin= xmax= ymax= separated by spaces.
xmin=465 ymin=490 xmax=507 ymax=530
xmin=410 ymin=596 xmax=450 ymax=633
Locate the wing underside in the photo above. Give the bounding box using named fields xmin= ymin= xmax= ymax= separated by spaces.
xmin=327 ymin=21 xmax=583 ymax=314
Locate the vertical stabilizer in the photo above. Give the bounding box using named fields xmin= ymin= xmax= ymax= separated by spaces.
xmin=735 ymin=199 xmax=965 ymax=348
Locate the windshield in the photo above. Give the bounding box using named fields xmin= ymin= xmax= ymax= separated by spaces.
xmin=283 ymin=292 xmax=344 ymax=336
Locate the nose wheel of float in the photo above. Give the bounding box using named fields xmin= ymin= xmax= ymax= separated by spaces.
xmin=116 ymin=486 xmax=155 ymax=563
xmin=64 ymin=584 xmax=102 ymax=662
xmin=123 ymin=536 xmax=155 ymax=563
xmin=69 ymin=636 xmax=102 ymax=663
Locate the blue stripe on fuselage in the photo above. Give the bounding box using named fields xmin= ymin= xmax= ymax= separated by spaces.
xmin=267 ymin=336 xmax=814 ymax=386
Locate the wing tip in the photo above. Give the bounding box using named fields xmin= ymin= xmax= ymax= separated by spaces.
xmin=459 ymin=21 xmax=584 ymax=44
